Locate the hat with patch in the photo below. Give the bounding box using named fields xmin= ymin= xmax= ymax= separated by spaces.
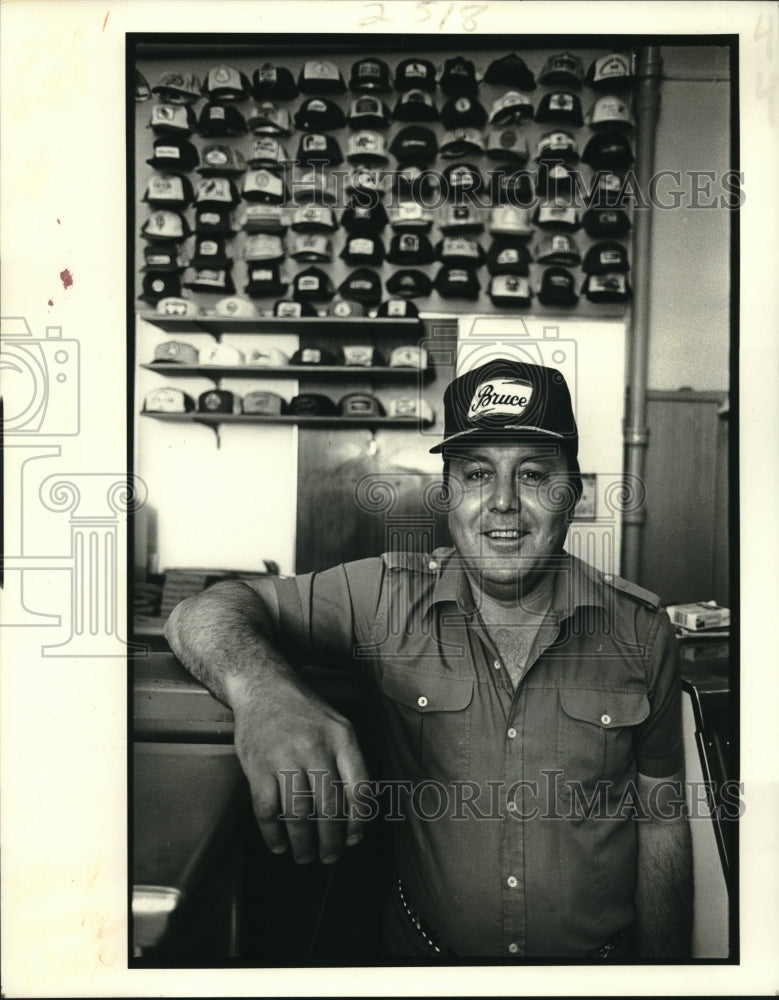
xmin=243 ymin=391 xmax=289 ymax=415
xmin=330 ymin=298 xmax=367 ymax=318
xmin=485 ymin=128 xmax=529 ymax=164
xmin=184 ymin=268 xmax=236 ymax=295
xmin=587 ymin=170 xmax=627 ymax=208
xmin=247 ymin=102 xmax=293 ymax=136
xmin=155 ymin=296 xmax=201 ymax=318
xmin=293 ymin=169 xmax=338 ymax=204
xmin=490 ymin=167 xmax=534 ymax=206
xmin=244 ymin=264 xmax=287 ymax=298
xmin=440 ymin=56 xmax=478 ymax=96
xmin=487 ymin=91 xmax=534 ymax=127
xmin=198 ymin=388 xmax=241 ymax=414
xmin=375 ymin=298 xmax=419 ymax=318
xmin=290 ymin=233 xmax=333 ymax=262
xmin=441 ymin=95 xmax=488 ymax=129
xmin=138 ymin=272 xmax=182 ymax=303
xmin=581 ymin=207 xmax=631 ymax=237
xmin=144 ymin=387 xmax=196 ymax=413
xmin=141 ymin=210 xmax=191 ymax=242
xmin=538 ymin=266 xmax=578 ymax=306
xmin=390 ymin=125 xmax=438 ymax=165
xmin=289 ymin=393 xmax=339 ymax=416
xmin=484 ymin=53 xmax=536 ymax=90
xmin=489 ymin=205 xmax=533 ymax=238
xmin=339 ymin=268 xmax=383 ymax=305
xmin=534 ymin=200 xmax=580 ymax=231
xmin=143 ymin=173 xmax=194 ymax=209
xmin=294 ymin=97 xmax=347 ymax=132
xmin=341 ymin=345 xmax=384 ymax=367
xmin=146 ymin=136 xmax=199 ymax=172
xmin=393 ymin=90 xmax=439 ymax=122
xmin=197 ymin=102 xmax=248 ymax=137
xmin=151 ymin=340 xmax=200 ymax=364
xmin=252 ymin=64 xmax=299 ymax=100
xmin=240 ymin=203 xmax=287 ymax=234
xmin=135 ymin=71 xmax=151 ymax=102
xmin=349 ymin=57 xmax=392 ymax=93
xmin=431 ymin=357 xmax=577 ymax=455
xmin=538 ymin=51 xmax=584 ymax=88
xmin=290 ymin=346 xmax=340 ymax=366
xmin=440 ymin=127 xmax=485 ymax=159
xmin=581 ymin=272 xmax=632 ymax=303
xmin=203 ymin=65 xmax=251 ymax=102
xmin=241 ymin=169 xmax=288 ymax=204
xmin=296 ymin=132 xmax=344 ymax=167
xmin=581 ymin=131 xmax=634 ymax=170
xmin=344 ymin=166 xmax=390 ymax=197
xmin=386 ymin=269 xmax=433 ymax=298
xmin=215 ymin=296 xmax=259 ymax=318
xmin=586 ymin=53 xmax=633 ymax=90
xmin=348 ymin=96 xmax=392 ymax=129
xmin=273 ymin=298 xmax=318 ymax=317
xmin=582 ymin=241 xmax=630 ymax=274
xmin=339 ymin=393 xmax=386 ymax=417
xmin=148 ymin=103 xmax=197 ymax=135
xmin=395 ymin=58 xmax=437 ymax=93
xmin=297 ymin=60 xmax=347 ymax=95
xmin=390 ymin=165 xmax=440 ymax=202
xmin=587 ymin=96 xmax=635 ymax=130
xmin=388 ymin=344 xmax=428 ymax=369
xmin=486 ymin=241 xmax=530 ymax=275
xmin=347 ymin=130 xmax=390 ymax=165
xmin=245 ymin=346 xmax=289 ymax=365
xmin=390 ymin=202 xmax=434 ymax=232
xmin=437 ymin=236 xmax=485 ymax=267
xmin=196 ymin=176 xmax=241 ymax=207
xmin=293 ymin=266 xmax=335 ymax=301
xmin=195 ymin=205 xmax=236 ymax=235
xmin=246 ymin=136 xmax=291 ymax=170
xmin=341 ymin=199 xmax=389 ymax=232
xmin=489 ymin=274 xmax=533 ymax=308
xmin=191 ymin=237 xmax=232 ymax=270
xmin=291 ymin=203 xmax=337 ymax=232
xmin=440 ymin=203 xmax=485 ymax=234
xmin=340 ymin=234 xmax=385 ymax=266
xmin=387 ymin=231 xmax=435 ymax=265
xmin=198 ymin=144 xmax=248 ymax=176
xmin=199 ymin=344 xmax=246 ymax=367
xmin=535 ymin=233 xmax=581 ymax=267
xmin=142 ymin=245 xmax=187 ymax=271
xmin=537 ymin=162 xmax=578 ymax=197
xmin=389 ymin=396 xmax=434 ymax=422
xmin=243 ymin=233 xmax=286 ymax=263
xmin=434 ymin=266 xmax=481 ymax=300
xmin=151 ymin=71 xmax=202 ymax=105
xmin=534 ymin=91 xmax=584 ymax=127
xmin=442 ymin=162 xmax=484 ymax=199
xmin=536 ymin=131 xmax=579 ymax=165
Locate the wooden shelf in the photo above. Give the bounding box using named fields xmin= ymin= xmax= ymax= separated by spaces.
xmin=140 ymin=412 xmax=433 ymax=429
xmin=141 ymin=363 xmax=433 ymax=381
xmin=139 ymin=314 xmax=422 ymax=337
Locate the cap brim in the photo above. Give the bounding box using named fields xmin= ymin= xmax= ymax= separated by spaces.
xmin=430 ymin=425 xmax=574 ymax=455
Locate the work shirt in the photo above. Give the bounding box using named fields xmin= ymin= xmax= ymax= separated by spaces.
xmin=265 ymin=546 xmax=684 ymax=958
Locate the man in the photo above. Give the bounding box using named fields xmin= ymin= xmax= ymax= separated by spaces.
xmin=165 ymin=357 xmax=692 ymax=960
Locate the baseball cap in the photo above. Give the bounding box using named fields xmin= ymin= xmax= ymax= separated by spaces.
xmin=330 ymin=299 xmax=366 ymax=318
xmin=339 ymin=268 xmax=383 ymax=305
xmin=386 ymin=232 xmax=435 ymax=265
xmin=184 ymin=269 xmax=236 ymax=295
xmin=151 ymin=71 xmax=202 ymax=104
xmin=537 ymin=266 xmax=578 ymax=306
xmin=534 ymin=200 xmax=580 ymax=231
xmin=441 ymin=95 xmax=487 ymax=129
xmin=291 ymin=204 xmax=337 ymax=232
xmin=386 ymin=269 xmax=433 ymax=298
xmin=341 ymin=345 xmax=384 ymax=366
xmin=252 ymin=64 xmax=299 ymax=100
xmin=347 ymin=131 xmax=389 ymax=165
xmin=193 ymin=205 xmax=234 ymax=237
xmin=293 ymin=170 xmax=338 ymax=204
xmin=297 ymin=60 xmax=346 ymax=95
xmin=394 ymin=58 xmax=437 ymax=92
xmin=393 ymin=90 xmax=439 ymax=122
xmin=390 ymin=166 xmax=440 ymax=202
xmin=489 ymin=274 xmax=533 ymax=308
xmin=489 ymin=205 xmax=533 ymax=238
xmin=200 ymin=344 xmax=246 ymax=366
xmin=587 ymin=96 xmax=635 ymax=130
xmin=195 ymin=176 xmax=241 ymax=207
xmin=344 ymin=166 xmax=390 ymax=197
xmin=536 ymin=131 xmax=579 ymax=165
xmin=582 ymin=132 xmax=634 ymax=170
xmin=587 ymin=170 xmax=627 ymax=208
xmin=155 ymin=297 xmax=200 ymax=318
xmin=135 ymin=71 xmax=151 ymax=102
xmin=586 ymin=53 xmax=633 ymax=90
xmin=198 ymin=144 xmax=248 ymax=176
xmin=341 ymin=200 xmax=389 ymax=232
xmin=294 ymin=97 xmax=347 ymax=131
xmin=434 ymin=266 xmax=480 ymax=300
xmin=146 ymin=136 xmax=199 ymax=172
xmin=485 ymin=128 xmax=529 ymax=164
xmin=151 ymin=341 xmax=200 ymax=364
xmin=537 ymin=162 xmax=578 ymax=197
xmin=389 ymin=397 xmax=435 ymax=422
xmin=349 ymin=58 xmax=392 ymax=93
xmin=143 ymin=173 xmax=194 ymax=209
xmin=339 ymin=393 xmax=386 ymax=417
xmin=243 ymin=233 xmax=286 ymax=263
xmin=215 ymin=296 xmax=259 ymax=318
xmin=144 ymin=387 xmax=195 ymax=413
xmin=581 ymin=207 xmax=631 ymax=237
xmin=442 ymin=162 xmax=484 ymax=199
xmin=486 ymin=241 xmax=530 ymax=275
xmin=290 ymin=233 xmax=333 ymax=262
xmin=581 ymin=272 xmax=632 ymax=303
xmin=440 ymin=56 xmax=477 ymax=96
xmin=290 ymin=346 xmax=339 ymax=366
xmin=582 ymin=241 xmax=630 ymax=274
xmin=538 ymin=52 xmax=584 ymax=88
xmin=490 ymin=168 xmax=534 ymax=206
xmin=138 ymin=272 xmax=182 ymax=303
xmin=488 ymin=91 xmax=534 ymax=126
xmin=140 ymin=210 xmax=190 ymax=242
xmin=191 ymin=237 xmax=232 ymax=270
xmin=440 ymin=204 xmax=485 ymax=234
xmin=430 ymin=358 xmax=578 ymax=455
xmin=348 ymin=96 xmax=392 ymax=129
xmin=203 ymin=65 xmax=251 ymax=102
xmin=245 ymin=346 xmax=289 ymax=365
xmin=273 ymin=298 xmax=318 ymax=318
xmin=390 ymin=202 xmax=434 ymax=232
xmin=289 ymin=393 xmax=339 ymax=416
xmin=440 ymin=128 xmax=485 ymax=159
xmin=484 ymin=53 xmax=536 ymax=90
xmin=437 ymin=236 xmax=485 ymax=267
xmin=198 ymin=389 xmax=241 ymax=414
xmin=142 ymin=245 xmax=187 ymax=271
xmin=244 ymin=264 xmax=287 ymax=298
xmin=293 ymin=266 xmax=335 ymax=301
xmin=535 ymin=233 xmax=581 ymax=267
xmin=243 ymin=391 xmax=289 ymax=415
xmin=247 ymin=102 xmax=292 ymax=136
xmin=388 ymin=345 xmax=428 ymax=369
xmin=296 ymin=132 xmax=344 ymax=167
xmin=241 ymin=169 xmax=287 ymax=204
xmin=239 ymin=203 xmax=287 ymax=234
xmin=340 ymin=235 xmax=385 ymax=266
xmin=390 ymin=126 xmax=438 ymax=165
xmin=148 ymin=103 xmax=197 ymax=135
xmin=246 ymin=136 xmax=291 ymax=170
xmin=375 ymin=298 xmax=419 ymax=318
xmin=197 ymin=102 xmax=248 ymax=137
xmin=534 ymin=92 xmax=584 ymax=127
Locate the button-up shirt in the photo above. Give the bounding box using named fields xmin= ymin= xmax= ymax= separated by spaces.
xmin=268 ymin=546 xmax=683 ymax=958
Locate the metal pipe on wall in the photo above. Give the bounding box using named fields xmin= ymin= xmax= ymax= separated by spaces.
xmin=622 ymin=46 xmax=662 ymax=581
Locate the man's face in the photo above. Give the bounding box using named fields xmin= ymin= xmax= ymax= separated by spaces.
xmin=446 ymin=441 xmax=575 ymax=601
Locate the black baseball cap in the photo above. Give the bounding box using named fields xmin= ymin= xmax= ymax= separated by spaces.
xmin=393 ymin=90 xmax=439 ymax=122
xmin=441 ymin=95 xmax=487 ymax=130
xmin=341 ymin=199 xmax=389 ymax=232
xmin=386 ymin=269 xmax=432 ymax=297
xmin=440 ymin=57 xmax=477 ymax=96
xmin=387 ymin=232 xmax=435 ymax=265
xmin=394 ymin=58 xmax=436 ymax=92
xmin=146 ymin=136 xmax=199 ymax=172
xmin=294 ymin=97 xmax=347 ymax=131
xmin=252 ymin=64 xmax=299 ymax=100
xmin=582 ymin=131 xmax=635 ymax=170
xmin=582 ymin=207 xmax=632 ymax=237
xmin=483 ymin=53 xmax=536 ymax=90
xmin=486 ymin=241 xmax=530 ymax=275
xmin=390 ymin=126 xmax=438 ymax=165
xmin=434 ymin=266 xmax=480 ymax=300
xmin=339 ymin=268 xmax=383 ymax=305
xmin=349 ymin=58 xmax=392 ymax=92
xmin=538 ymin=266 xmax=578 ymax=306
xmin=197 ymin=102 xmax=247 ymax=137
xmin=430 ymin=358 xmax=578 ymax=457
xmin=340 ymin=235 xmax=385 ymax=266
xmin=582 ymin=241 xmax=630 ymax=274
xmin=138 ymin=272 xmax=182 ymax=303
xmin=534 ymin=92 xmax=584 ymax=127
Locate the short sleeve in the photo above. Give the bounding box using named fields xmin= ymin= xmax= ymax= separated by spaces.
xmin=634 ymin=611 xmax=685 ymax=777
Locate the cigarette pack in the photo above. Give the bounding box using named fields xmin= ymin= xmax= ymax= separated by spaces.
xmin=667 ymin=601 xmax=730 ymax=631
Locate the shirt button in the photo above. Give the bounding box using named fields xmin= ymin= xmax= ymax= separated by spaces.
xmin=507 ymin=875 xmax=518 ymax=888
xmin=601 ymin=713 xmax=611 ymax=726
xmin=493 ymin=659 xmax=501 ymax=670
xmin=428 ymin=559 xmax=437 ymax=570
xmin=417 ymin=695 xmax=428 ymax=708
xmin=507 ymin=727 xmax=517 ymax=739
xmin=508 ymin=942 xmax=519 ymax=954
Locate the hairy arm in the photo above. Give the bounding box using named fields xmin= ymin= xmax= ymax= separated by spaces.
xmin=634 ymin=768 xmax=693 ymax=958
xmin=164 ymin=579 xmax=369 ymax=864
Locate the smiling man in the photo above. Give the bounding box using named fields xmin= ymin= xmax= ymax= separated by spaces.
xmin=165 ymin=357 xmax=692 ymax=961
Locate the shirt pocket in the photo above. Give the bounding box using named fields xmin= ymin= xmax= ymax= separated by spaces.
xmin=557 ymin=689 xmax=650 ymax=791
xmin=381 ymin=667 xmax=474 ymax=780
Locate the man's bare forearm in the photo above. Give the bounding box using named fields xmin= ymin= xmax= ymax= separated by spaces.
xmin=634 ymin=815 xmax=693 ymax=958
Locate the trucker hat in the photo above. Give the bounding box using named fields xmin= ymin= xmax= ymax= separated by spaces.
xmin=538 ymin=52 xmax=584 ymax=88
xmin=241 ymin=169 xmax=288 ymax=204
xmin=582 ymin=131 xmax=634 ymax=170
xmin=143 ymin=173 xmax=194 ymax=209
xmin=246 ymin=136 xmax=291 ymax=170
xmin=386 ymin=232 xmax=435 ymax=265
xmin=440 ymin=203 xmax=485 ymax=234
xmin=243 ymin=233 xmax=286 ymax=263
xmin=203 ymin=65 xmax=251 ymax=102
xmin=199 ymin=344 xmax=245 ymax=367
xmin=489 ymin=274 xmax=533 ymax=308
xmin=296 ymin=132 xmax=344 ymax=167
xmin=394 ymin=58 xmax=437 ymax=92
xmin=146 ymin=136 xmax=199 ymax=172
xmin=485 ymin=128 xmax=529 ymax=163
xmin=339 ymin=393 xmax=386 ymax=417
xmin=340 ymin=235 xmax=385 ymax=266
xmin=581 ymin=207 xmax=631 ymax=237
xmin=341 ymin=200 xmax=389 ymax=232
xmin=243 ymin=391 xmax=289 ymax=415
xmin=339 ymin=268 xmax=383 ymax=305
xmin=534 ymin=91 xmax=584 ymax=127
xmin=535 ymin=233 xmax=582 ymax=267
xmin=434 ymin=266 xmax=481 ymax=300
xmin=484 ymin=53 xmax=536 ymax=90
xmin=587 ymin=96 xmax=635 ymax=130
xmin=190 ymin=237 xmax=232 ymax=270
xmin=155 ymin=296 xmax=200 ymax=318
xmin=342 ymin=345 xmax=385 ymax=367
xmin=586 ymin=53 xmax=634 ymax=90
xmin=390 ymin=125 xmax=438 ymax=164
xmin=297 ymin=60 xmax=347 ymax=95
xmin=151 ymin=340 xmax=200 ymax=365
xmin=184 ymin=269 xmax=237 ymax=295
xmin=244 ymin=264 xmax=287 ymax=298
xmin=537 ymin=266 xmax=578 ymax=306
xmin=140 ymin=210 xmax=191 ymax=242
xmin=195 ymin=176 xmax=241 ymax=207
xmin=486 ymin=241 xmax=530 ymax=275
xmin=393 ymin=90 xmax=439 ymax=122
xmin=290 ymin=233 xmax=333 ymax=262
xmin=247 ymin=102 xmax=293 ymax=136
xmin=198 ymin=144 xmax=248 ymax=176
xmin=290 ymin=346 xmax=339 ymax=366
xmin=441 ymin=95 xmax=487 ymax=129
xmin=194 ymin=204 xmax=236 ymax=235
xmin=487 ymin=91 xmax=534 ymax=126
xmin=148 ymin=103 xmax=197 ymax=135
xmin=386 ymin=269 xmax=433 ymax=297
xmin=252 ymin=64 xmax=299 ymax=100
xmin=582 ymin=241 xmax=630 ymax=274
xmin=289 ymin=393 xmax=339 ymax=415
xmin=291 ymin=204 xmax=337 ymax=232
xmin=440 ymin=128 xmax=484 ymax=159
xmin=580 ymin=272 xmax=632 ymax=303
xmin=151 ymin=71 xmax=202 ymax=104
xmin=245 ymin=346 xmax=289 ymax=366
xmin=143 ymin=387 xmax=195 ymax=413
xmin=348 ymin=96 xmax=392 ymax=129
xmin=440 ymin=56 xmax=478 ymax=96
xmin=138 ymin=272 xmax=182 ymax=303
xmin=293 ymin=266 xmax=335 ymax=301
xmin=239 ymin=203 xmax=287 ymax=234
xmin=142 ymin=245 xmax=187 ymax=271
xmin=294 ymin=97 xmax=347 ymax=131
xmin=375 ymin=298 xmax=419 ymax=318
xmin=198 ymin=389 xmax=241 ymax=414
xmin=197 ymin=102 xmax=248 ymax=137
xmin=349 ymin=58 xmax=392 ymax=93
xmin=215 ymin=296 xmax=259 ymax=318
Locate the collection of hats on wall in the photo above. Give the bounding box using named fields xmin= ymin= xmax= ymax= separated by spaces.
xmin=148 ymin=340 xmax=427 ymax=369
xmin=137 ymin=51 xmax=635 ymax=312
